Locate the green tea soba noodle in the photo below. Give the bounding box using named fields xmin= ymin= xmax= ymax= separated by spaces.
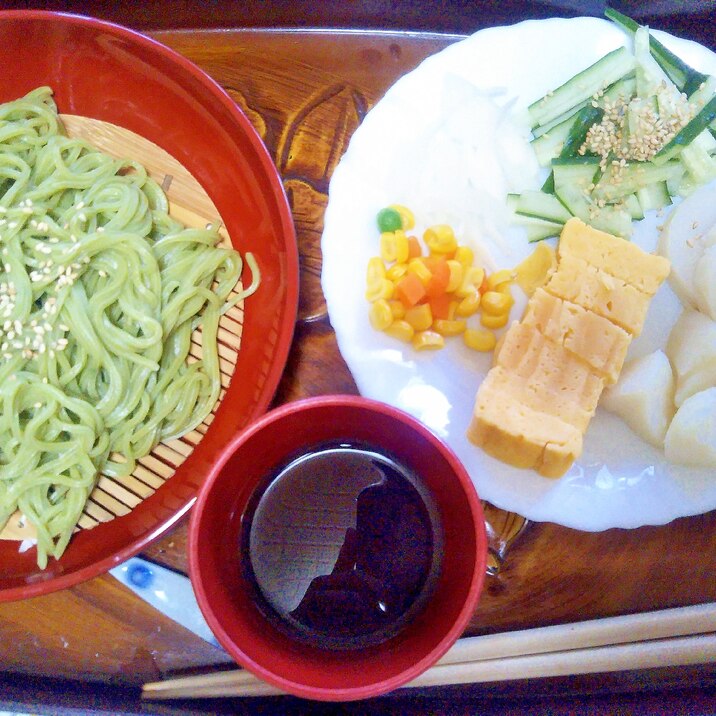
xmin=0 ymin=87 xmax=259 ymax=567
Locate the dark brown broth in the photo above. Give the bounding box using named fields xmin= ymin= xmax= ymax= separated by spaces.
xmin=240 ymin=441 xmax=443 ymax=650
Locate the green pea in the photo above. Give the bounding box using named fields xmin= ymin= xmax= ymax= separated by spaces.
xmin=376 ymin=207 xmax=402 ymax=233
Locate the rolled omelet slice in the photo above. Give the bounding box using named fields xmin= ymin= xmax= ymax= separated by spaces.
xmin=468 ymin=217 xmax=670 ymax=479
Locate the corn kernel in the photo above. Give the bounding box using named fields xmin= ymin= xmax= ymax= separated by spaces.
xmin=407 ymin=257 xmax=432 ymax=286
xmin=388 ymin=299 xmax=406 ymax=319
xmin=386 ymin=262 xmax=408 ymax=282
xmin=369 ymin=299 xmax=393 ymax=330
xmin=514 ymin=243 xmax=557 ymax=296
xmin=365 ymin=277 xmax=394 ymax=302
xmin=380 ymin=229 xmax=409 ymax=263
xmin=454 ymin=245 xmax=474 ymax=267
xmin=456 ymin=288 xmax=481 ymax=317
xmin=480 ymin=290 xmax=514 ymax=316
xmin=385 ymin=319 xmax=414 ymax=342
xmin=445 ymin=260 xmax=464 ymax=292
xmin=412 ymin=330 xmax=445 ymax=350
xmin=433 ymin=318 xmax=467 ymax=336
xmin=455 ymin=266 xmax=485 ymax=298
xmin=424 ymin=225 xmax=457 ymax=255
xmin=404 ymin=303 xmax=433 ymax=331
xmin=463 ymin=328 xmax=497 ymax=352
xmin=480 ymin=312 xmax=509 ymax=329
xmin=486 ymin=269 xmax=514 ymax=290
xmin=389 ymin=204 xmax=415 ymax=230
xmin=367 ymin=256 xmax=386 ymax=284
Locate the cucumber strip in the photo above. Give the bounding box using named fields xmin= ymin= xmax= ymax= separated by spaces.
xmin=552 ymin=156 xmax=602 ymax=179
xmin=531 ymin=102 xmax=588 ymax=139
xmin=553 ymin=159 xmax=632 ymax=237
xmin=528 ymin=47 xmax=635 ymax=129
xmin=527 ymin=221 xmax=563 ymax=243
xmin=521 ymin=217 xmax=564 ymax=243
xmin=694 ymin=127 xmax=716 ymax=154
xmin=635 ymin=25 xmax=666 ymax=99
xmin=508 ymin=190 xmax=572 ymax=223
xmin=680 ymin=140 xmax=716 ymax=185
xmin=637 ymin=181 xmax=671 ymax=212
xmin=666 ymin=170 xmax=685 ymax=196
xmin=605 ymin=8 xmax=710 ymax=96
xmin=560 ymin=104 xmax=604 ymax=158
xmin=592 ymin=160 xmax=683 ymax=202
xmin=622 ymin=193 xmax=644 ymax=220
xmin=530 ymin=115 xmax=576 ymax=165
xmin=653 ymin=95 xmax=716 ymax=164
xmin=562 ymin=200 xmax=633 ymax=238
xmin=602 ymin=74 xmax=637 ymax=105
xmin=541 ymin=171 xmax=555 ymax=195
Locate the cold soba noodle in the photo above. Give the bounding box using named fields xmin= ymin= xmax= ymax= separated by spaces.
xmin=0 ymin=87 xmax=259 ymax=567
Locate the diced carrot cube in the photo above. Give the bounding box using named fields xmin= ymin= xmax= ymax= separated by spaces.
xmin=395 ymin=272 xmax=427 ymax=308
xmin=423 ymin=256 xmax=450 ymax=298
xmin=428 ymin=292 xmax=452 ymax=320
xmin=407 ymin=235 xmax=422 ymax=259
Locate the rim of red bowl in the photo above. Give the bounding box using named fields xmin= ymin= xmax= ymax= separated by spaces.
xmin=189 ymin=395 xmax=488 ymax=701
xmin=0 ymin=10 xmax=298 ymax=601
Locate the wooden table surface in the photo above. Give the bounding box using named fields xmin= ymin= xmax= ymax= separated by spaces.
xmin=2 ymin=21 xmax=716 ymax=713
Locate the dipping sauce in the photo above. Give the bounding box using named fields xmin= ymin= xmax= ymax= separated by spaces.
xmin=240 ymin=441 xmax=443 ymax=650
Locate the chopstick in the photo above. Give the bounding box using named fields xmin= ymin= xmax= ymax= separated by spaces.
xmin=142 ymin=601 xmax=716 ymax=700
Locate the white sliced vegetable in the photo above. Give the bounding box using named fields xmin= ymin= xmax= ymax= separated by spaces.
xmin=664 ymin=387 xmax=716 ymax=468
xmin=674 ymin=367 xmax=716 ymax=408
xmin=665 ymin=309 xmax=716 ymax=406
xmin=657 ymin=181 xmax=716 ymax=308
xmin=601 ymin=350 xmax=675 ymax=447
xmin=694 ymin=244 xmax=716 ymax=320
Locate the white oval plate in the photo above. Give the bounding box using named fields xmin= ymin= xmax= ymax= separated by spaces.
xmin=321 ymin=17 xmax=716 ymax=531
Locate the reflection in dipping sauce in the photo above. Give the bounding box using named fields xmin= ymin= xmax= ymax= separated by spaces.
xmin=240 ymin=442 xmax=443 ymax=650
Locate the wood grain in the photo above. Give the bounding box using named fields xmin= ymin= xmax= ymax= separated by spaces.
xmin=1 ymin=27 xmax=715 ymax=701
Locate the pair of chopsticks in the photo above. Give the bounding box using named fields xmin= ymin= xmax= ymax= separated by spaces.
xmin=142 ymin=601 xmax=716 ymax=699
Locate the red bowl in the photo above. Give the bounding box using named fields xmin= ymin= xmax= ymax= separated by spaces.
xmin=0 ymin=11 xmax=298 ymax=600
xmin=189 ymin=396 xmax=488 ymax=701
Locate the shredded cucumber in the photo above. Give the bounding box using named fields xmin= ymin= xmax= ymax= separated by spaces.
xmin=508 ymin=10 xmax=716 ymax=241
